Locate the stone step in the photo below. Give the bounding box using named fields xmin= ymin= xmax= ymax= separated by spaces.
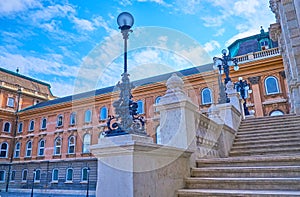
xmin=241 ymin=114 xmax=300 ymax=123
xmin=234 ymin=132 xmax=300 ymax=142
xmin=229 ymin=147 xmax=300 ymax=157
xmin=233 ymin=136 xmax=300 ymax=146
xmin=231 ymin=141 xmax=300 ymax=151
xmin=235 ymin=130 xmax=300 ymax=139
xmin=177 ymin=189 xmax=300 ymax=197
xmin=238 ymin=124 xmax=300 ymax=132
xmin=185 ymin=177 xmax=300 ymax=190
xmin=191 ymin=166 xmax=300 ymax=178
xmin=196 ymin=155 xmax=300 ymax=167
xmin=239 ymin=122 xmax=300 ymax=130
xmin=236 ymin=127 xmax=300 ymax=137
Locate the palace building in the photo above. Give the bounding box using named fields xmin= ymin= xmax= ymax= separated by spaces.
xmin=0 ymin=29 xmax=289 ymax=195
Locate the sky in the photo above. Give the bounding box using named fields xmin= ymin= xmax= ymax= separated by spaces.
xmin=0 ymin=0 xmax=276 ymax=97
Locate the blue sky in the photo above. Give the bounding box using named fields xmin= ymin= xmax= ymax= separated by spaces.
xmin=0 ymin=0 xmax=275 ymax=97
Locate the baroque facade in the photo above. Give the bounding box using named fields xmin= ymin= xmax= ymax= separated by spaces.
xmin=0 ymin=30 xmax=290 ymax=195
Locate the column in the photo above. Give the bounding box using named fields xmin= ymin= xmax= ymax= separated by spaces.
xmin=249 ymin=76 xmax=264 ymax=117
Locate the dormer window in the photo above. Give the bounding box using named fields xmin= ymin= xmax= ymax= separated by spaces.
xmin=260 ymin=40 xmax=269 ymax=50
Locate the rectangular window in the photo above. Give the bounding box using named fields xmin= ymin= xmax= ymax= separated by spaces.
xmin=0 ymin=170 xmax=5 ymax=182
xmin=7 ymin=97 xmax=14 ymax=107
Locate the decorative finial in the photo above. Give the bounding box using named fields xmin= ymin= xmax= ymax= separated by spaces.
xmin=16 ymin=67 xmax=19 ymax=74
xmin=260 ymin=26 xmax=265 ymax=34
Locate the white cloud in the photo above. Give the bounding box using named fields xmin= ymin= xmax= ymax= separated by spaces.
xmin=203 ymin=40 xmax=221 ymax=53
xmin=233 ymin=0 xmax=259 ymax=17
xmin=201 ymin=15 xmax=225 ymax=27
xmin=137 ymin=0 xmax=170 ymax=6
xmin=0 ymin=0 xmax=41 ymax=16
xmin=214 ymin=28 xmax=225 ymax=37
xmin=174 ymin=0 xmax=201 ymax=14
xmin=71 ymin=16 xmax=95 ymax=31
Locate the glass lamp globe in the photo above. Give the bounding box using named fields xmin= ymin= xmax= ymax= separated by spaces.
xmin=213 ymin=58 xmax=222 ymax=70
xmin=117 ymin=12 xmax=134 ymax=30
xmin=221 ymin=49 xmax=227 ymax=55
xmin=234 ymin=65 xmax=239 ymax=71
xmin=228 ymin=60 xmax=234 ymax=66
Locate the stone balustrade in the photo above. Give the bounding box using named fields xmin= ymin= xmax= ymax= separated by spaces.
xmin=235 ymin=47 xmax=280 ymax=63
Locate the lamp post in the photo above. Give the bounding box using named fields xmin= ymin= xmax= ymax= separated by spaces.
xmin=235 ymin=77 xmax=252 ymax=115
xmin=104 ymin=12 xmax=145 ymax=137
xmin=213 ymin=49 xmax=239 ymax=103
xmin=86 ymin=167 xmax=90 ymax=197
xmin=31 ymin=169 xmax=36 ymax=197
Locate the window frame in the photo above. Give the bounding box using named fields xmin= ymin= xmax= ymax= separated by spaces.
xmin=41 ymin=118 xmax=47 ymax=130
xmin=52 ymin=168 xmax=59 ymax=183
xmin=38 ymin=139 xmax=45 ymax=156
xmin=82 ymin=134 xmax=91 ymax=153
xmin=18 ymin=122 xmax=23 ymax=133
xmin=34 ymin=169 xmax=41 ymax=183
xmin=57 ymin=115 xmax=63 ymax=127
xmin=0 ymin=142 xmax=9 ymax=158
xmin=0 ymin=170 xmax=5 ymax=182
xmin=10 ymin=170 xmax=16 ymax=182
xmin=22 ymin=169 xmax=28 ymax=182
xmin=65 ymin=168 xmax=73 ymax=182
xmin=137 ymin=100 xmax=144 ymax=114
xmin=54 ymin=137 xmax=62 ymax=155
xmin=7 ymin=97 xmax=14 ymax=107
xmin=265 ymin=76 xmax=280 ymax=95
xmin=81 ymin=167 xmax=89 ymax=182
xmin=201 ymin=87 xmax=213 ymax=105
xmin=3 ymin=122 xmax=11 ymax=133
xmin=14 ymin=142 xmax=21 ymax=158
xmin=84 ymin=110 xmax=92 ymax=123
xmin=25 ymin=141 xmax=32 ymax=157
xmin=70 ymin=112 xmax=76 ymax=126
xmin=99 ymin=107 xmax=108 ymax=121
xmin=28 ymin=120 xmax=35 ymax=132
xmin=68 ymin=136 xmax=76 ymax=154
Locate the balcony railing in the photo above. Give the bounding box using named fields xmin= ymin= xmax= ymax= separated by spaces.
xmin=235 ymin=47 xmax=280 ymax=63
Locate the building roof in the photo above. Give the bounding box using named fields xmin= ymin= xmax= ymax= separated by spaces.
xmin=228 ymin=28 xmax=278 ymax=57
xmin=0 ymin=67 xmax=54 ymax=98
xmin=20 ymin=63 xmax=214 ymax=112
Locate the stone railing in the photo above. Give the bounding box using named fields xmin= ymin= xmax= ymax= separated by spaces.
xmin=235 ymin=47 xmax=280 ymax=63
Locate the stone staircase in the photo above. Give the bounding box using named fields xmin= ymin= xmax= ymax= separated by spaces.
xmin=177 ymin=114 xmax=300 ymax=196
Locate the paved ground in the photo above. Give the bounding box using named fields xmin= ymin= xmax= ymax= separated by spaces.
xmin=0 ymin=192 xmax=96 ymax=197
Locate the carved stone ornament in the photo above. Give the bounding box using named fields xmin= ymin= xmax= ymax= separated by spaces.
xmin=269 ymin=0 xmax=280 ymax=21
xmin=248 ymin=76 xmax=261 ymax=85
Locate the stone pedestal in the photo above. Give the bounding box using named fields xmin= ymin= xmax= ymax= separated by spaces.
xmin=90 ymin=134 xmax=192 ymax=197
xmin=217 ymin=103 xmax=242 ymax=131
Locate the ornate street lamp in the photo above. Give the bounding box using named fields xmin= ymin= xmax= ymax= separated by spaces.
xmin=104 ymin=12 xmax=145 ymax=137
xmin=86 ymin=167 xmax=90 ymax=197
xmin=30 ymin=169 xmax=36 ymax=197
xmin=213 ymin=49 xmax=239 ymax=103
xmin=235 ymin=77 xmax=252 ymax=115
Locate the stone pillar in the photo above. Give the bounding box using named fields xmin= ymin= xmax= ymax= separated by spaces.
xmin=249 ymin=76 xmax=263 ymax=117
xmin=226 ymin=81 xmax=242 ymax=113
xmin=90 ymin=135 xmax=192 ymax=197
xmin=155 ymin=73 xmax=198 ymax=151
xmin=269 ymin=0 xmax=300 ymax=114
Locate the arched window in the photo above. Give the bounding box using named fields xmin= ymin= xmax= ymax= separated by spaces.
xmin=0 ymin=142 xmax=9 ymax=158
xmin=66 ymin=168 xmax=73 ymax=182
xmin=68 ymin=136 xmax=76 ymax=154
xmin=154 ymin=96 xmax=161 ymax=112
xmin=201 ymin=88 xmax=212 ymax=105
xmin=14 ymin=142 xmax=20 ymax=158
xmin=18 ymin=122 xmax=23 ymax=133
xmin=70 ymin=112 xmax=76 ymax=126
xmin=38 ymin=139 xmax=45 ymax=156
xmin=25 ymin=141 xmax=32 ymax=157
xmin=41 ymin=118 xmax=47 ymax=129
xmin=270 ymin=110 xmax=284 ymax=116
xmin=81 ymin=167 xmax=89 ymax=182
xmin=54 ymin=137 xmax=62 ymax=155
xmin=52 ymin=169 xmax=59 ymax=182
xmin=29 ymin=120 xmax=35 ymax=131
xmin=57 ymin=115 xmax=63 ymax=127
xmin=22 ymin=169 xmax=28 ymax=182
xmin=137 ymin=100 xmax=144 ymax=114
xmin=34 ymin=169 xmax=41 ymax=182
xmin=10 ymin=170 xmax=16 ymax=181
xmin=156 ymin=126 xmax=161 ymax=144
xmin=3 ymin=122 xmax=11 ymax=132
xmin=0 ymin=171 xmax=5 ymax=182
xmin=83 ymin=134 xmax=91 ymax=153
xmin=84 ymin=110 xmax=92 ymax=123
xmin=100 ymin=107 xmax=108 ymax=120
xmin=265 ymin=76 xmax=280 ymax=95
